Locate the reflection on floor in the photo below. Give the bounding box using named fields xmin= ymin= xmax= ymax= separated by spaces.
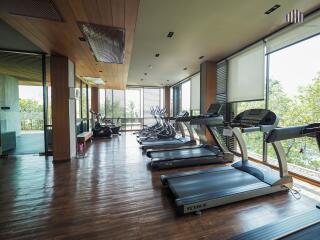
xmin=0 ymin=133 xmax=319 ymax=239
xmin=7 ymin=131 xmax=44 ymax=155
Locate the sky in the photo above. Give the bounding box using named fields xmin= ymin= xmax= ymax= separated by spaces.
xmin=269 ymin=34 xmax=320 ymax=96
xmin=19 ymin=85 xmax=43 ymax=103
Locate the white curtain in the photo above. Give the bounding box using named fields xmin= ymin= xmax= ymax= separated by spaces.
xmin=190 ymin=73 xmax=200 ymax=111
xmin=227 ymin=42 xmax=265 ymax=102
xmin=266 ymin=12 xmax=320 ymax=54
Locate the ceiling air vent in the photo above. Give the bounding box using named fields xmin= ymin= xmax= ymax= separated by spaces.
xmin=0 ymin=0 xmax=63 ymax=21
xmin=78 ymin=22 xmax=125 ymax=64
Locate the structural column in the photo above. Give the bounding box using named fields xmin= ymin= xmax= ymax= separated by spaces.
xmin=51 ymin=55 xmax=76 ymax=162
xmin=200 ymin=61 xmax=217 ymax=114
xmin=164 ymin=86 xmax=170 ymax=116
xmin=91 ymin=87 xmax=99 ymax=113
xmin=200 ymin=61 xmax=217 ymax=142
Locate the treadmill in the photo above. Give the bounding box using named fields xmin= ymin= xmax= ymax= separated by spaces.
xmin=161 ymin=108 xmax=293 ymax=215
xmin=229 ymin=123 xmax=320 ymax=240
xmin=140 ymin=111 xmax=196 ymax=151
xmin=147 ymin=103 xmax=234 ymax=169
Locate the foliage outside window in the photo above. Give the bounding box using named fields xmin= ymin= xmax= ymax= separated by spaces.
xmin=235 ymin=100 xmax=265 ymax=159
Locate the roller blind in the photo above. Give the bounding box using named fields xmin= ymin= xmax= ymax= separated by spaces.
xmin=227 ymin=42 xmax=265 ymax=102
xmin=266 ymin=12 xmax=320 ymax=54
xmin=190 ymin=73 xmax=200 ymax=111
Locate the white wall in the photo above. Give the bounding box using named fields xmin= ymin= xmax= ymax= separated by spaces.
xmin=0 ymin=75 xmax=21 ymax=135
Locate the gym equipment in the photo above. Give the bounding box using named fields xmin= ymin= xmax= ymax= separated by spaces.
xmin=140 ymin=111 xmax=196 ymax=151
xmin=104 ymin=117 xmax=121 ymax=135
xmin=229 ymin=123 xmax=320 ymax=240
xmin=90 ymin=111 xmax=112 ymax=138
xmin=137 ymin=106 xmax=176 ymax=143
xmin=147 ymin=103 xmax=233 ymax=169
xmin=161 ymin=108 xmax=293 ymax=215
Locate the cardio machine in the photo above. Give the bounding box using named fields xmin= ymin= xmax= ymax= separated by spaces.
xmin=161 ymin=108 xmax=293 ymax=215
xmin=229 ymin=123 xmax=320 ymax=240
xmin=147 ymin=103 xmax=234 ymax=169
xmin=140 ymin=111 xmax=196 ymax=151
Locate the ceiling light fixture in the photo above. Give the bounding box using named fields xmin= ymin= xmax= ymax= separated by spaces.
xmin=167 ymin=32 xmax=174 ymax=38
xmin=265 ymin=4 xmax=280 ymax=15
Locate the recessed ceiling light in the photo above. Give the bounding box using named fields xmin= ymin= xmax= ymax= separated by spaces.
xmin=265 ymin=4 xmax=280 ymax=15
xmin=155 ymin=53 xmax=160 ymax=57
xmin=167 ymin=32 xmax=174 ymax=38
xmin=183 ymin=67 xmax=187 ymax=70
xmin=79 ymin=37 xmax=86 ymax=42
xmin=199 ymin=56 xmax=204 ymax=59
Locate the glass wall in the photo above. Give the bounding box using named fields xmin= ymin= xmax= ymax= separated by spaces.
xmin=0 ymin=51 xmax=45 ymax=155
xmin=98 ymin=88 xmax=106 ymax=116
xmin=97 ymin=87 xmax=163 ymax=130
xmin=181 ymin=80 xmax=191 ymax=113
xmin=267 ymin=35 xmax=320 ymax=178
xmin=143 ymin=88 xmax=161 ymax=126
xmin=229 ymin=31 xmax=320 ymax=182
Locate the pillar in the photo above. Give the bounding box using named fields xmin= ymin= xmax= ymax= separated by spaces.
xmin=200 ymin=61 xmax=217 ymax=143
xmin=200 ymin=61 xmax=217 ymax=114
xmin=51 ymin=55 xmax=76 ymax=162
xmin=91 ymin=87 xmax=99 ymax=113
xmin=164 ymin=86 xmax=170 ymax=116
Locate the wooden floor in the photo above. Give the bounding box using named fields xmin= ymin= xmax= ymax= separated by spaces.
xmin=0 ymin=133 xmax=319 ymax=240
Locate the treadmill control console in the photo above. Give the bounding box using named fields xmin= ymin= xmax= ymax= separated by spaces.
xmin=232 ymin=109 xmax=278 ymax=127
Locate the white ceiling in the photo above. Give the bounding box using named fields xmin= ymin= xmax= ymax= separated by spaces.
xmin=128 ymin=0 xmax=320 ymax=87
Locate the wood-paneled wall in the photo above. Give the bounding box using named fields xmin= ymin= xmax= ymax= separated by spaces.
xmin=200 ymin=61 xmax=217 ymax=143
xmin=51 ymin=55 xmax=71 ymax=162
xmin=91 ymin=87 xmax=99 ymax=113
xmin=0 ymin=0 xmax=140 ymax=89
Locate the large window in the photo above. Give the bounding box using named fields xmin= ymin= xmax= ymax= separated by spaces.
xmin=229 ymin=30 xmax=320 ymax=182
xmin=235 ymin=101 xmax=265 ymax=159
xmin=267 ymin=35 xmax=320 ymax=180
xmin=98 ymin=87 xmax=163 ymax=130
xmin=112 ymin=90 xmax=125 ymax=118
xmin=99 ymin=89 xmax=106 ymax=116
xmin=181 ymin=80 xmax=191 ymax=113
xmin=144 ymin=88 xmax=161 ymax=125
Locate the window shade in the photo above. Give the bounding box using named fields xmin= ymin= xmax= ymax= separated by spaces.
xmin=227 ymin=42 xmax=265 ymax=102
xmin=190 ymin=73 xmax=200 ymax=111
xmin=266 ymin=12 xmax=320 ymax=54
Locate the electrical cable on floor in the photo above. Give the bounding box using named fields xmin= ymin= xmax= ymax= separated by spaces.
xmin=284 ymin=185 xmax=302 ymax=200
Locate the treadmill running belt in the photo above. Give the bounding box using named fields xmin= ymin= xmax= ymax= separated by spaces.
xmin=168 ymin=168 xmax=264 ymax=198
xmin=150 ymin=147 xmax=216 ymax=159
xmin=281 ymin=223 xmax=320 ymax=239
xmin=143 ymin=139 xmax=182 ymax=146
xmin=229 ymin=210 xmax=320 ymax=240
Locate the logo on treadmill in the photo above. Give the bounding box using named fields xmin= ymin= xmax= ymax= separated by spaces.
xmin=187 ymin=203 xmax=207 ymax=211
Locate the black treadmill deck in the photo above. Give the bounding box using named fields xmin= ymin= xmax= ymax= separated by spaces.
xmin=149 ymin=146 xmax=219 ymax=160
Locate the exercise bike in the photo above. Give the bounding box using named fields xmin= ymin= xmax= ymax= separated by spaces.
xmin=90 ymin=111 xmax=112 ymax=138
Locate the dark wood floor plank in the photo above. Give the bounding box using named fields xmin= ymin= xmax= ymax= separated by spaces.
xmin=0 ymin=133 xmax=319 ymax=239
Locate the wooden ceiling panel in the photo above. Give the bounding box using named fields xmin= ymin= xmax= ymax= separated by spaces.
xmin=0 ymin=0 xmax=140 ymax=89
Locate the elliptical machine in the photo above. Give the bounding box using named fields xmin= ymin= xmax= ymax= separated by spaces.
xmin=90 ymin=110 xmax=112 ymax=138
